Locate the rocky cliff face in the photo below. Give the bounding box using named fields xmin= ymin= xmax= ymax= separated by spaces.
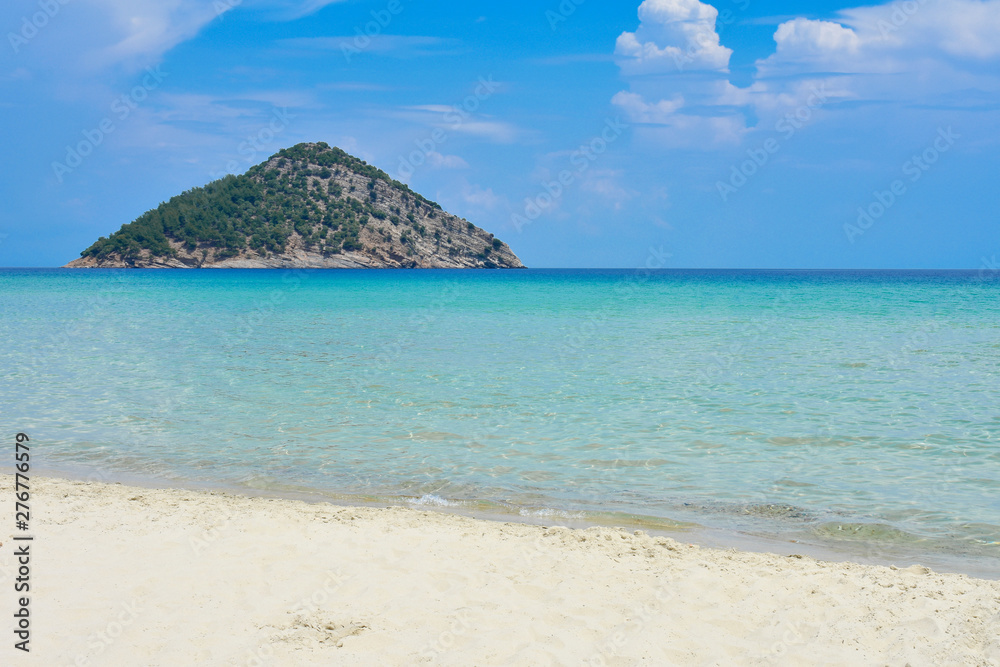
xmin=66 ymin=143 xmax=523 ymax=269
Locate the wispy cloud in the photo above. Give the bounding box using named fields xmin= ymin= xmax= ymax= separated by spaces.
xmin=84 ymin=0 xmax=228 ymax=72
xmin=394 ymin=105 xmax=524 ymax=144
xmin=268 ymin=0 xmax=350 ymax=21
xmin=317 ymin=82 xmax=395 ymax=92
xmin=426 ymin=151 xmax=469 ymax=169
xmin=529 ymin=53 xmax=615 ymax=66
xmin=154 ymin=90 xmax=314 ymax=124
xmin=449 ymin=120 xmax=521 ymax=143
xmin=280 ymin=35 xmax=460 ymax=57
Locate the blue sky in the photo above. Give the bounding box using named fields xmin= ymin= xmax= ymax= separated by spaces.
xmin=1 ymin=0 xmax=998 ymax=268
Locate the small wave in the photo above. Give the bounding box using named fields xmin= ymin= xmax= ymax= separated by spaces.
xmin=739 ymin=503 xmax=814 ymax=521
xmin=518 ymin=508 xmax=586 ymax=519
xmin=407 ymin=494 xmax=459 ymax=507
xmin=812 ymin=522 xmax=922 ymax=543
xmin=580 ymin=458 xmax=673 ymax=469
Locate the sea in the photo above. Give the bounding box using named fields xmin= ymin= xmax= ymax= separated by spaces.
xmin=2 ymin=268 xmax=998 ymax=576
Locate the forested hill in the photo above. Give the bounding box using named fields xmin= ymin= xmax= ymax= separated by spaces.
xmin=66 ymin=142 xmax=523 ymax=269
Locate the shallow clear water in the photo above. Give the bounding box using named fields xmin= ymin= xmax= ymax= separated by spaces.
xmin=2 ymin=269 xmax=998 ymax=571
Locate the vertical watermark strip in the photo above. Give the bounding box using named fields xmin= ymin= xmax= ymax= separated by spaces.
xmin=13 ymin=432 xmax=32 ymax=653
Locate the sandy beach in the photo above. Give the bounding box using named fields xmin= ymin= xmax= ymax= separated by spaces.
xmin=2 ymin=475 xmax=997 ymax=666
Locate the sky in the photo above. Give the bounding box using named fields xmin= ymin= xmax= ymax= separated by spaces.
xmin=1 ymin=0 xmax=998 ymax=268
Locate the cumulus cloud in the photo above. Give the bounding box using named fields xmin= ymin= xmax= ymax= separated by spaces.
xmin=612 ymin=0 xmax=1000 ymax=149
xmin=838 ymin=0 xmax=1000 ymax=60
xmin=771 ymin=18 xmax=861 ymax=60
xmin=614 ymin=0 xmax=732 ymax=73
xmin=612 ymin=0 xmax=745 ymax=146
xmin=757 ymin=0 xmax=1000 ymax=76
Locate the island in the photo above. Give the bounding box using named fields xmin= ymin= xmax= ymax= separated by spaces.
xmin=65 ymin=142 xmax=524 ymax=269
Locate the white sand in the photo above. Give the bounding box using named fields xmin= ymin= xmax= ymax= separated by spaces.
xmin=1 ymin=476 xmax=998 ymax=666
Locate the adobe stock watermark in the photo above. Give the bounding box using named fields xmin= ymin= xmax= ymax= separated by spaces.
xmin=220 ymin=269 xmax=308 ymax=351
xmin=51 ymin=66 xmax=168 ymax=183
xmin=844 ymin=126 xmax=959 ymax=243
xmin=394 ymin=75 xmax=500 ymax=180
xmin=208 ymin=107 xmax=295 ymax=180
xmin=976 ymin=253 xmax=1000 ymax=282
xmin=7 ymin=0 xmax=70 ymax=54
xmin=546 ymin=0 xmax=587 ymax=30
xmin=344 ymin=280 xmax=461 ymax=393
xmin=511 ymin=117 xmax=627 ymax=232
xmin=885 ymin=252 xmax=997 ymax=369
xmin=697 ymin=292 xmax=793 ymax=385
xmin=340 ymin=0 xmax=404 ymax=63
xmin=875 ymin=0 xmax=931 ymax=39
xmin=418 ymin=610 xmax=474 ymax=659
xmin=64 ymin=598 xmax=144 ymax=667
xmin=583 ymin=580 xmax=674 ymax=666
xmin=717 ymin=84 xmax=828 ymax=201
xmin=213 ymin=0 xmax=241 ymax=19
xmin=188 ymin=511 xmax=239 ymax=556
xmin=556 ymin=244 xmax=673 ymax=362
xmin=232 ymin=569 xmax=350 ymax=666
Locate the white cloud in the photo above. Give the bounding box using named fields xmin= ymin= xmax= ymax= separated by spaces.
xmin=281 ymin=35 xmax=455 ymax=56
xmin=405 ymin=104 xmax=453 ymax=114
xmin=610 ymin=91 xmax=684 ymax=124
xmin=272 ymin=0 xmax=349 ymax=21
xmin=612 ymin=0 xmax=1000 ymax=150
xmin=461 ymin=182 xmax=501 ymax=209
xmin=427 ymin=151 xmax=469 ymax=169
xmin=318 ymin=82 xmax=394 ymax=92
xmin=612 ymin=0 xmax=742 ymax=146
xmin=17 ymin=0 xmax=357 ymax=75
xmin=577 ymin=169 xmax=639 ymax=210
xmin=838 ymin=0 xmax=1000 ymax=60
xmin=630 ymin=114 xmax=746 ymax=148
xmin=758 ymin=0 xmax=1000 ymax=75
xmin=614 ymin=0 xmax=732 ymax=73
xmin=394 ymin=106 xmax=522 ymax=144
xmin=84 ymin=0 xmax=227 ymax=72
xmin=448 ymin=119 xmax=520 ymax=143
xmin=4 ymin=0 xmax=237 ymax=76
xmin=611 ymin=89 xmax=744 ymax=147
xmin=771 ymin=18 xmax=861 ymax=60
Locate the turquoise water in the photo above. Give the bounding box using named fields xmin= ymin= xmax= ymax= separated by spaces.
xmin=2 ymin=269 xmax=998 ymax=571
